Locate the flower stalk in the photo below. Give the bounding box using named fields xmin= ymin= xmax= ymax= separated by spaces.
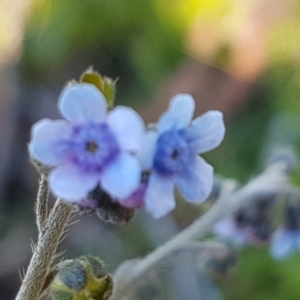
xmin=35 ymin=174 xmax=50 ymax=238
xmin=16 ymin=199 xmax=73 ymax=300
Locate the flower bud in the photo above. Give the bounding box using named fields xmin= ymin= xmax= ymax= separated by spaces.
xmin=80 ymin=69 xmax=116 ymax=109
xmin=48 ymin=256 xmax=113 ymax=300
xmin=75 ymin=185 xmax=136 ymax=224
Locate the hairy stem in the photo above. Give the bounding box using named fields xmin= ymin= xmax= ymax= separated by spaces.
xmin=15 ymin=199 xmax=73 ymax=300
xmin=35 ymin=175 xmax=49 ymax=238
xmin=113 ymin=162 xmax=290 ymax=299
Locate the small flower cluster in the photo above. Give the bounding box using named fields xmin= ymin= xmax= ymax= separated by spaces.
xmin=214 ymin=191 xmax=300 ymax=260
xmin=29 ymin=71 xmax=225 ymax=219
xmin=214 ymin=195 xmax=275 ymax=246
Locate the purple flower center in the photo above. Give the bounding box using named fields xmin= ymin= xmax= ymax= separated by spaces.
xmin=153 ymin=130 xmax=192 ymax=176
xmin=61 ymin=123 xmax=120 ymax=172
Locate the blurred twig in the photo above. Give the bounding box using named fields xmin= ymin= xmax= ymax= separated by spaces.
xmin=113 ymin=160 xmax=291 ymax=299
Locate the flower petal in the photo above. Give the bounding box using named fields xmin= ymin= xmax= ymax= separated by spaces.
xmin=270 ymin=229 xmax=294 ymax=260
xmin=136 ymin=130 xmax=158 ymax=170
xmin=29 ymin=119 xmax=71 ymax=166
xmin=214 ymin=218 xmax=248 ymax=246
xmin=118 ymin=183 xmax=147 ymax=208
xmin=158 ymin=94 xmax=195 ymax=132
xmin=108 ymin=106 xmax=145 ymax=151
xmin=145 ymin=172 xmax=175 ymax=218
xmin=49 ymin=163 xmax=98 ymax=201
xmin=183 ymin=111 xmax=225 ymax=154
xmin=175 ymin=156 xmax=213 ymax=202
xmin=58 ymin=83 xmax=107 ymax=124
xmin=101 ymin=153 xmax=141 ymax=199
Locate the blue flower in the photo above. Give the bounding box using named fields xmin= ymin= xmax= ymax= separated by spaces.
xmin=215 ymin=197 xmax=274 ymax=245
xmin=137 ymin=94 xmax=225 ymax=218
xmin=270 ymin=228 xmax=300 ymax=259
xmin=270 ymin=205 xmax=300 ymax=259
xmin=29 ymin=83 xmax=144 ymax=201
xmin=214 ymin=217 xmax=249 ymax=246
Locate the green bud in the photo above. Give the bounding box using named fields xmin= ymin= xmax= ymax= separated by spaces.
xmin=91 ymin=277 xmax=113 ymax=300
xmin=59 ymin=262 xmax=87 ymax=291
xmin=82 ymin=256 xmax=107 ymax=279
xmin=80 ymin=69 xmax=117 ymax=109
xmin=101 ymin=77 xmax=117 ymax=109
xmin=51 ymin=290 xmax=73 ymax=300
xmin=49 ymin=256 xmax=113 ymax=300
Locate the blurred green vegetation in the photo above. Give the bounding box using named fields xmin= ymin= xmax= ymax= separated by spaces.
xmin=219 ymin=247 xmax=300 ymax=300
xmin=4 ymin=0 xmax=300 ymax=299
xmin=21 ymin=0 xmax=184 ymax=102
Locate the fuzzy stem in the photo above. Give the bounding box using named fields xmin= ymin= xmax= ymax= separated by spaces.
xmin=15 ymin=199 xmax=73 ymax=300
xmin=113 ymin=162 xmax=290 ymax=299
xmin=35 ymin=174 xmax=49 ymax=238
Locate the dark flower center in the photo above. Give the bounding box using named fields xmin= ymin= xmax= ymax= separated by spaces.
xmin=153 ymin=130 xmax=192 ymax=176
xmin=86 ymin=141 xmax=99 ymax=153
xmin=171 ymin=149 xmax=179 ymax=159
xmin=64 ymin=123 xmax=120 ymax=172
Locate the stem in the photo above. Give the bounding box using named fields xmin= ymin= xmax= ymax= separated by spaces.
xmin=113 ymin=162 xmax=290 ymax=299
xmin=36 ymin=174 xmax=49 ymax=238
xmin=15 ymin=199 xmax=73 ymax=300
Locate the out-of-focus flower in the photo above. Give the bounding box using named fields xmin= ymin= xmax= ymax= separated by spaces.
xmin=215 ymin=196 xmax=274 ymax=245
xmin=214 ymin=216 xmax=249 ymax=246
xmin=29 ymin=83 xmax=144 ymax=201
xmin=271 ymin=205 xmax=300 ymax=260
xmin=271 ymin=228 xmax=300 ymax=260
xmin=135 ymin=94 xmax=225 ymax=218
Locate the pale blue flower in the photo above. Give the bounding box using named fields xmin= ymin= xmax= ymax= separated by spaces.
xmin=215 ymin=197 xmax=274 ymax=246
xmin=29 ymin=83 xmax=144 ymax=201
xmin=116 ymin=183 xmax=147 ymax=208
xmin=214 ymin=217 xmax=249 ymax=246
xmin=270 ymin=228 xmax=300 ymax=259
xmin=271 ymin=205 xmax=300 ymax=259
xmin=137 ymin=94 xmax=225 ymax=218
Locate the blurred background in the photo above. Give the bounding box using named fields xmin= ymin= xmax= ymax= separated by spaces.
xmin=1 ymin=0 xmax=300 ymax=299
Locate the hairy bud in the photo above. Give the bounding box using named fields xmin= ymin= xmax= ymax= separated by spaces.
xmin=80 ymin=69 xmax=117 ymax=109
xmin=76 ymin=185 xmax=136 ymax=224
xmin=48 ymin=256 xmax=113 ymax=300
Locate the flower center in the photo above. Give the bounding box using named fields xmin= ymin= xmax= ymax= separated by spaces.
xmin=234 ymin=211 xmax=248 ymax=228
xmin=171 ymin=149 xmax=179 ymax=159
xmin=65 ymin=123 xmax=120 ymax=172
xmin=153 ymin=130 xmax=192 ymax=176
xmin=86 ymin=141 xmax=99 ymax=153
